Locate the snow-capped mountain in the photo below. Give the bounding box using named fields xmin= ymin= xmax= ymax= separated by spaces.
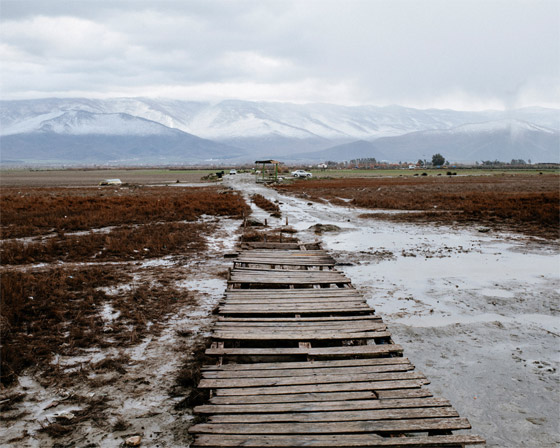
xmin=306 ymin=119 xmax=559 ymax=163
xmin=0 ymin=108 xmax=245 ymax=164
xmin=1 ymin=98 xmax=558 ymax=164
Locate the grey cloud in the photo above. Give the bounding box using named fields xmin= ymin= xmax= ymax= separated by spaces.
xmin=1 ymin=0 xmax=558 ymax=109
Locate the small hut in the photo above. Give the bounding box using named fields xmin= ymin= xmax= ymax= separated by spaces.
xmin=255 ymin=160 xmax=281 ymax=183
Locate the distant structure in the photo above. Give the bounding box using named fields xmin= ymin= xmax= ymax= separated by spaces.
xmin=255 ymin=160 xmax=280 ymax=183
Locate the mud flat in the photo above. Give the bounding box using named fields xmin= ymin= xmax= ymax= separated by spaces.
xmin=1 ymin=173 xmax=558 ymax=447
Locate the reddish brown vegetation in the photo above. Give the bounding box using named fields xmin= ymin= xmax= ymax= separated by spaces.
xmin=251 ymin=194 xmax=281 ymax=217
xmin=1 ymin=222 xmax=210 ymax=264
xmin=0 ymin=185 xmax=249 ymax=386
xmin=1 ymin=186 xmax=249 ymax=238
xmin=276 ymin=175 xmax=560 ymax=238
xmin=0 ymin=265 xmax=199 ymax=386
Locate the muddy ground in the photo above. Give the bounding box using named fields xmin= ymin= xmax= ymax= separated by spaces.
xmin=1 ymin=173 xmax=559 ymax=447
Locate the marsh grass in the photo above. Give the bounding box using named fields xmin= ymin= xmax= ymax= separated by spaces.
xmin=275 ymin=175 xmax=559 ymax=238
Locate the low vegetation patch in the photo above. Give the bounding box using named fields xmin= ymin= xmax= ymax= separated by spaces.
xmin=251 ymin=193 xmax=281 ymax=217
xmin=1 ymin=186 xmax=249 ymax=238
xmin=1 ymin=222 xmax=210 ymax=265
xmin=0 ymin=266 xmax=197 ymax=386
xmin=0 ymin=185 xmax=250 ymax=387
xmin=275 ymin=174 xmax=559 ymax=238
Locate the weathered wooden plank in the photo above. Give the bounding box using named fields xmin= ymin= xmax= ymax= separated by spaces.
xmin=229 ymin=272 xmax=349 ymax=280
xmin=200 ymin=371 xmax=425 ymax=389
xmin=213 ymin=379 xmax=426 ymax=396
xmin=189 ymin=417 xmax=472 ymax=434
xmin=218 ymin=305 xmax=370 ymax=312
xmin=222 ymin=297 xmax=366 ymax=304
xmin=202 ymin=357 xmax=411 ymax=372
xmin=208 ymin=389 xmax=432 ymax=405
xmin=234 ymin=266 xmax=336 ymax=272
xmin=213 ymin=322 xmax=385 ymax=330
xmin=201 ymin=363 xmax=412 ymax=380
xmin=205 ymin=345 xmax=403 ymax=358
xmin=218 ymin=306 xmax=372 ymax=314
xmin=212 ymin=330 xmax=391 ymax=341
xmin=219 ymin=300 xmax=368 ymax=308
xmin=195 ymin=397 xmax=450 ymax=414
xmin=216 ymin=315 xmax=381 ymax=323
xmin=230 ymin=271 xmax=348 ymax=278
xmin=208 ymin=406 xmax=458 ymax=424
xmin=192 ymin=434 xmax=486 ymax=447
xmin=225 ymin=289 xmax=360 ymax=296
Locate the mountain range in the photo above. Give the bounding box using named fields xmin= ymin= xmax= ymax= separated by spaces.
xmin=1 ymin=98 xmax=558 ymax=165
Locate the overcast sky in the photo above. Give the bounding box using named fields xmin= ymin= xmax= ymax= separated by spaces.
xmin=1 ymin=0 xmax=558 ymax=110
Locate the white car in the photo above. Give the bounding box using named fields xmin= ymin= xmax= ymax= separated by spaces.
xmin=291 ymin=170 xmax=312 ymax=178
xmin=229 ymin=169 xmax=237 ymax=175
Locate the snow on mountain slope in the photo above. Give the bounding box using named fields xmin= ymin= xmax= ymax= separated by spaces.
xmin=36 ymin=110 xmax=180 ymax=136
xmin=1 ymin=98 xmax=559 ymax=164
xmin=423 ymin=119 xmax=557 ymax=136
xmin=3 ymin=98 xmax=559 ymax=141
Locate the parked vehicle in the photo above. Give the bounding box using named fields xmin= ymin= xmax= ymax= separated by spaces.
xmin=99 ymin=178 xmax=122 ymax=186
xmin=291 ymin=170 xmax=312 ymax=178
xmin=229 ymin=169 xmax=237 ymax=175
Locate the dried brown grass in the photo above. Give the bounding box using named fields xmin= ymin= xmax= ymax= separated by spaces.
xmin=0 ymin=267 xmax=199 ymax=386
xmin=251 ymin=194 xmax=281 ymax=217
xmin=276 ymin=175 xmax=560 ymax=238
xmin=1 ymin=222 xmax=210 ymax=265
xmin=1 ymin=186 xmax=250 ymax=239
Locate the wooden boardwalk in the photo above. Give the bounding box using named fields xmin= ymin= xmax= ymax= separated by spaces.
xmin=189 ymin=241 xmax=485 ymax=447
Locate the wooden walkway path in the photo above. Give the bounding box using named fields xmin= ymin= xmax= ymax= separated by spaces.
xmin=189 ymin=241 xmax=485 ymax=447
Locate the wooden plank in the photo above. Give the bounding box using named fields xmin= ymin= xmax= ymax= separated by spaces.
xmin=234 ymin=266 xmax=336 ymax=272
xmin=189 ymin=417 xmax=472 ymax=434
xmin=212 ymin=331 xmax=391 ymax=341
xmin=213 ymin=321 xmax=385 ymax=330
xmin=208 ymin=389 xmax=432 ymax=405
xmin=219 ymin=300 xmax=368 ymax=307
xmin=205 ymin=345 xmax=403 ymax=358
xmin=201 ymin=363 xmax=413 ymax=380
xmin=225 ymin=289 xmax=360 ymax=296
xmin=200 ymin=371 xmax=425 ymax=389
xmin=202 ymin=357 xmax=412 ymax=372
xmin=213 ymin=379 xmax=426 ymax=396
xmin=192 ymin=434 xmax=486 ymax=447
xmin=216 ymin=315 xmax=381 ymax=323
xmin=218 ymin=305 xmax=370 ymax=312
xmin=230 ymin=271 xmax=348 ymax=278
xmin=218 ymin=306 xmax=372 ymax=314
xmin=222 ymin=297 xmax=366 ymax=303
xmin=195 ymin=397 xmax=450 ymax=414
xmin=208 ymin=406 xmax=458 ymax=424
xmin=229 ymin=272 xmax=350 ymax=281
